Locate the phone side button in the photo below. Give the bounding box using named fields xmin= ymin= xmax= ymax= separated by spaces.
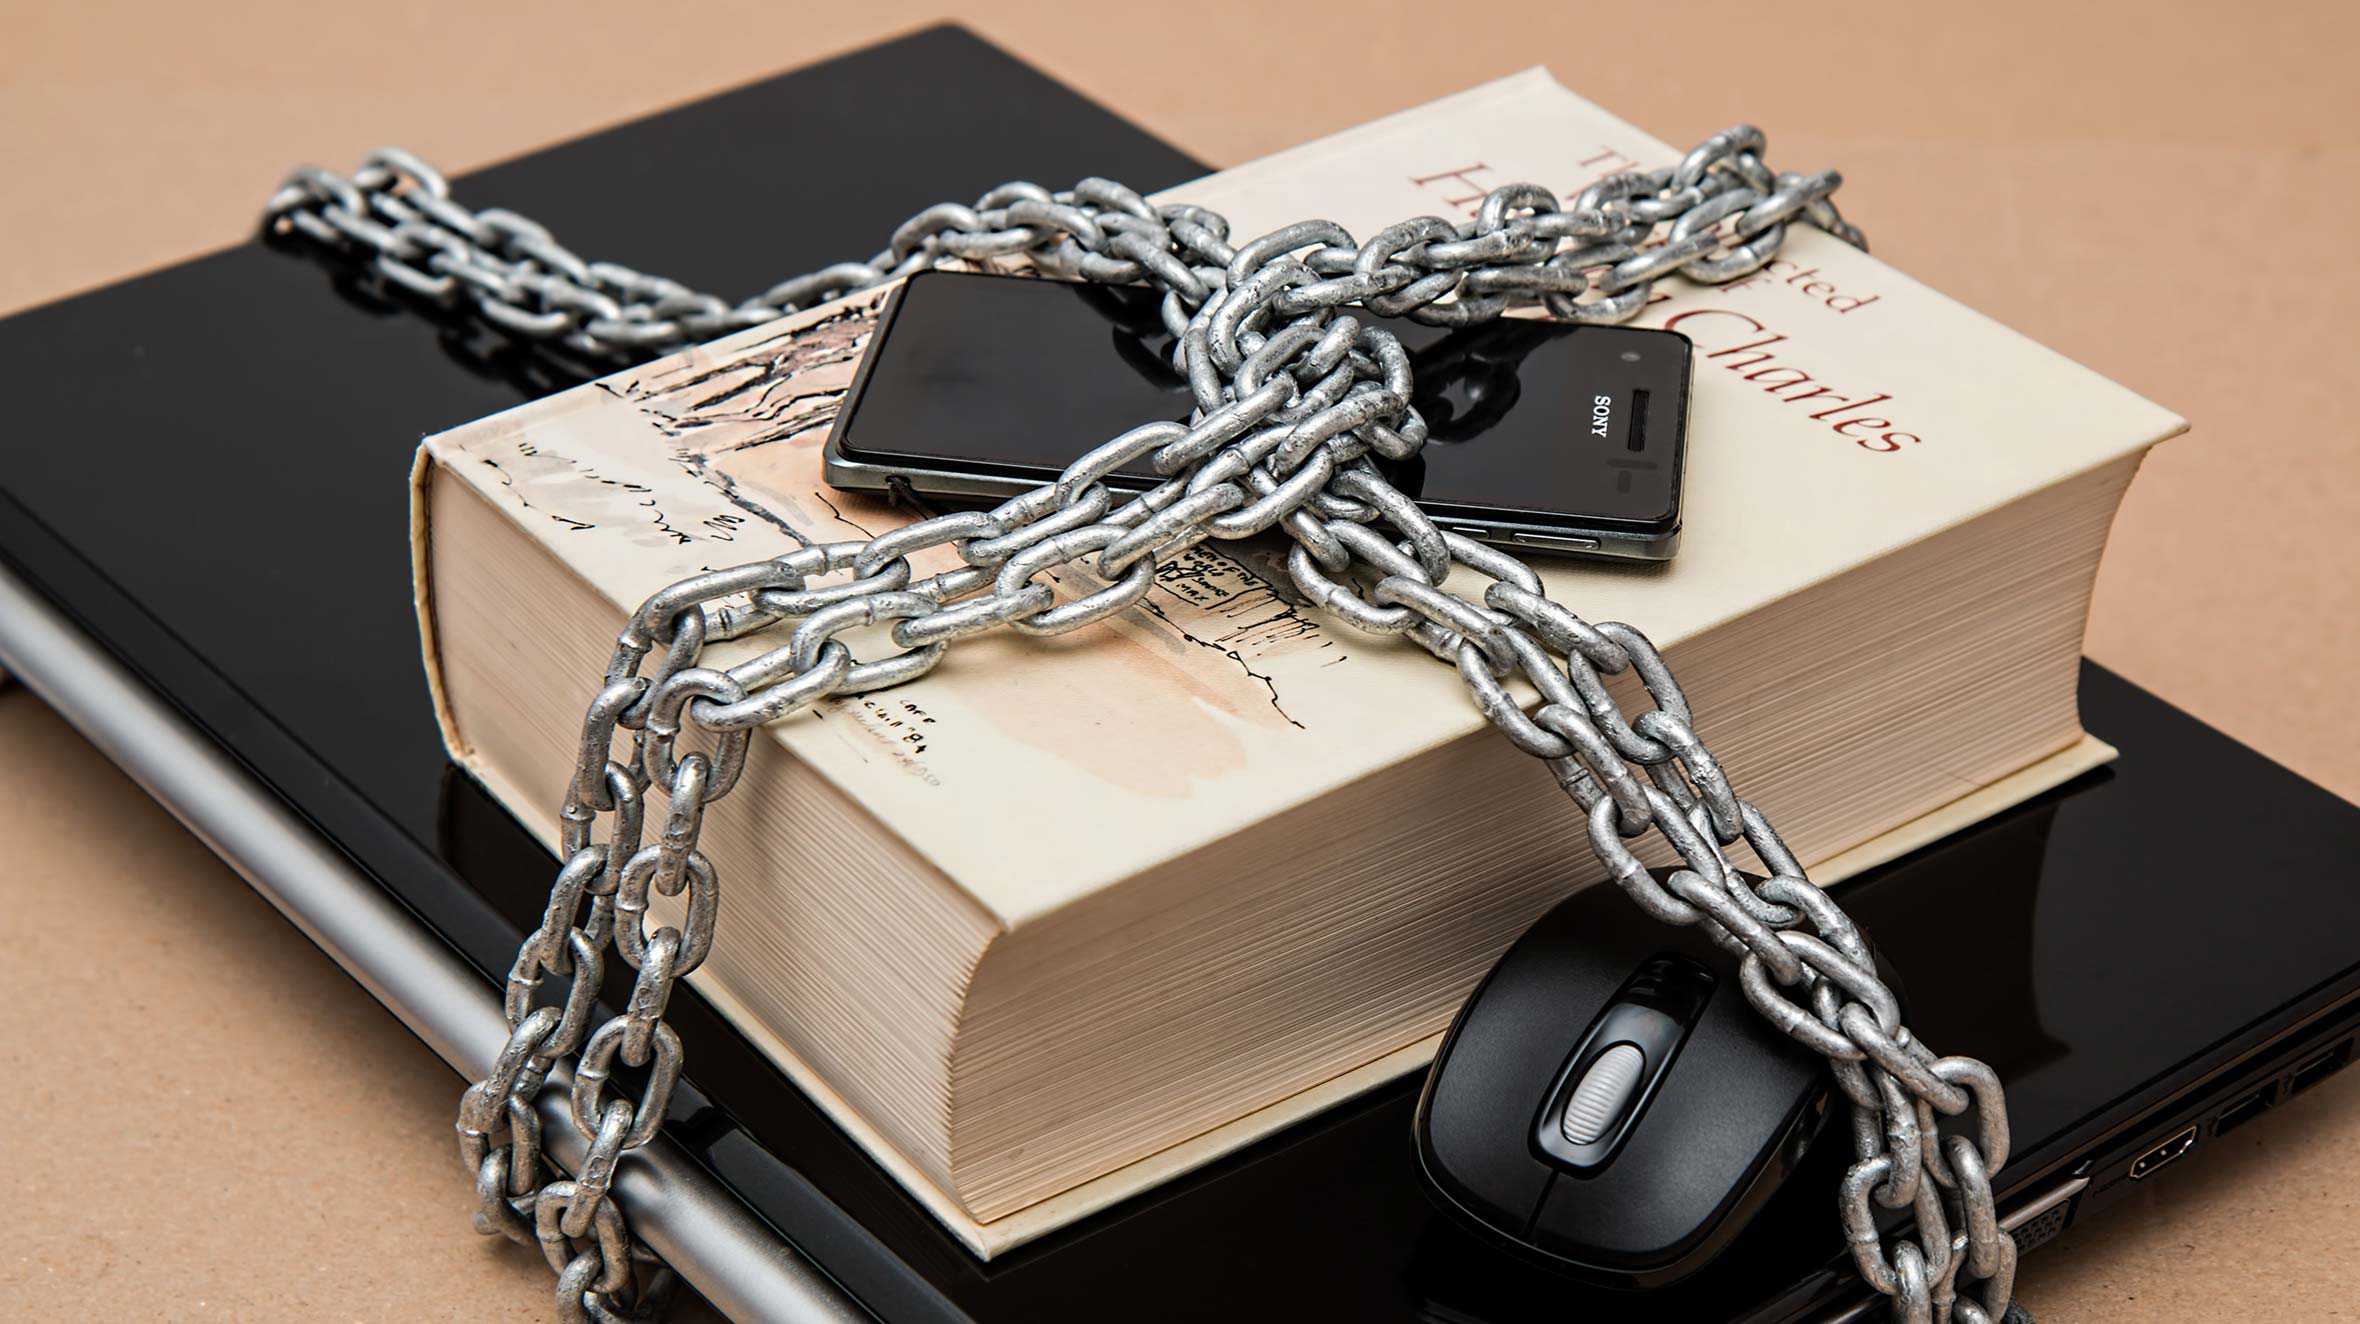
xmin=1508 ymin=531 xmax=1603 ymax=553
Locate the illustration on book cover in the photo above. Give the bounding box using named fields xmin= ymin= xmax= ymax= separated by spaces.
xmin=456 ymin=282 xmax=1346 ymax=791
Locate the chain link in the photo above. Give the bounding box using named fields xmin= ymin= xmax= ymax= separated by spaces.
xmin=268 ymin=128 xmax=2016 ymax=1324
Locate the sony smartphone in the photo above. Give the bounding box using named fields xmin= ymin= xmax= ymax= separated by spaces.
xmin=822 ymin=268 xmax=1693 ymax=560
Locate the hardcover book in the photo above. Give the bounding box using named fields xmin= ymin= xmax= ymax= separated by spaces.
xmin=411 ymin=70 xmax=2183 ymax=1255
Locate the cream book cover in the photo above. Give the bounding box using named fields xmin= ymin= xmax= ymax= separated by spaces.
xmin=414 ymin=70 xmax=2181 ymax=1253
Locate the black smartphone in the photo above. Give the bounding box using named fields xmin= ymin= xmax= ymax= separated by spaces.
xmin=822 ymin=269 xmax=1693 ymax=560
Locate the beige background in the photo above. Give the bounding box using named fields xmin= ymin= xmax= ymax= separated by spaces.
xmin=3 ymin=1 xmax=2356 ymax=1318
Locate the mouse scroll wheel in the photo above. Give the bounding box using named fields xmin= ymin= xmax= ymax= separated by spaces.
xmin=1561 ymin=1042 xmax=1647 ymax=1144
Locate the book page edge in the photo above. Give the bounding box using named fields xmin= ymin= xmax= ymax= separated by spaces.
xmin=415 ymin=386 xmax=613 ymax=769
xmin=703 ymin=727 xmax=2116 ymax=1260
xmin=411 ymin=440 xmax=470 ymax=764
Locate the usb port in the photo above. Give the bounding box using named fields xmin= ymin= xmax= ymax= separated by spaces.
xmin=2289 ymin=1041 xmax=2353 ymax=1096
xmin=2214 ymin=1089 xmax=2274 ymax=1136
xmin=2129 ymin=1125 xmax=2198 ymax=1179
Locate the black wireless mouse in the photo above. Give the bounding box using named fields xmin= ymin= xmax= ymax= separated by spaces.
xmin=1414 ymin=874 xmax=1839 ymax=1289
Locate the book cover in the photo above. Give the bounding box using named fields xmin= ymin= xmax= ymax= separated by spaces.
xmin=419 ymin=70 xmax=2178 ymax=925
xmin=413 ymin=69 xmax=2179 ymax=1252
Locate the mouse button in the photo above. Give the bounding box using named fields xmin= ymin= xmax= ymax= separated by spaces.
xmin=1618 ymin=1039 xmax=1803 ymax=1207
xmin=1418 ymin=996 xmax=1577 ymax=1235
xmin=1435 ymin=892 xmax=1658 ymax=1116
xmin=1682 ymin=965 xmax=1833 ymax=1110
xmin=1415 ymin=1135 xmax=1553 ymax=1241
xmin=1647 ymin=984 xmax=1828 ymax=1165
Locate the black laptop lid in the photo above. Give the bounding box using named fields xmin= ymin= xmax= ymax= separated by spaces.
xmin=6 ymin=27 xmax=2359 ymax=1323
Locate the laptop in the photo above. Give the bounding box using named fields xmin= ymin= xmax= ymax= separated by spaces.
xmin=3 ymin=24 xmax=2354 ymax=1321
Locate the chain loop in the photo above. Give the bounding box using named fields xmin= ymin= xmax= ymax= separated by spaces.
xmin=268 ymin=127 xmax=2002 ymax=1324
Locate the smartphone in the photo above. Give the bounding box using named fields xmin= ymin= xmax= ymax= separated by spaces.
xmin=822 ymin=269 xmax=1692 ymax=560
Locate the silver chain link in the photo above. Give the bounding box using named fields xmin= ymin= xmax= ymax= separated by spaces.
xmin=268 ymin=129 xmax=2016 ymax=1324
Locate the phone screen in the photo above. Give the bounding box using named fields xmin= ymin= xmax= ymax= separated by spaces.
xmin=830 ymin=269 xmax=1689 ymax=542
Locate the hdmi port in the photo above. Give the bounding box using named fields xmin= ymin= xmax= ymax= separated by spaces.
xmin=2130 ymin=1125 xmax=2198 ymax=1179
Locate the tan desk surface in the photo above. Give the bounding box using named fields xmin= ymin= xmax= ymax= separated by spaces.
xmin=4 ymin=2 xmax=2356 ymax=1318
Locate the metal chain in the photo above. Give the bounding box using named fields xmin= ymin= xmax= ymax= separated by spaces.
xmin=269 ymin=129 xmax=2012 ymax=1324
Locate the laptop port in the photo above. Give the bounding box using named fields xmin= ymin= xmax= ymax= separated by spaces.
xmin=2289 ymin=1041 xmax=2353 ymax=1096
xmin=2214 ymin=1089 xmax=2274 ymax=1136
xmin=2129 ymin=1125 xmax=2198 ymax=1179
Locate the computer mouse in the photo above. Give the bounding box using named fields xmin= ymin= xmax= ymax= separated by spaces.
xmin=1414 ymin=874 xmax=1841 ymax=1289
